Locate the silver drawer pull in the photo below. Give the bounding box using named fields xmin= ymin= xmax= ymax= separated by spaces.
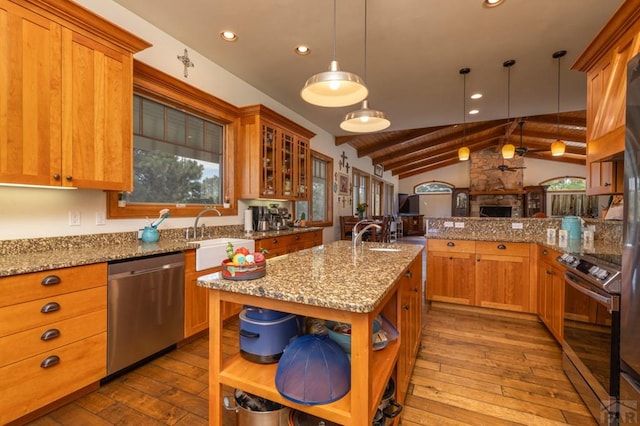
xmin=41 ymin=329 xmax=61 ymax=341
xmin=497 ymin=244 xmax=506 ymax=250
xmin=447 ymin=241 xmax=455 ymax=247
xmin=405 ymin=270 xmax=413 ymax=278
xmin=41 ymin=302 xmax=60 ymax=313
xmin=41 ymin=275 xmax=61 ymax=286
xmin=40 ymin=355 xmax=60 ymax=369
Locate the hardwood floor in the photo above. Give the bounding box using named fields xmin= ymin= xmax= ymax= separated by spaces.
xmin=26 ymin=304 xmax=594 ymax=426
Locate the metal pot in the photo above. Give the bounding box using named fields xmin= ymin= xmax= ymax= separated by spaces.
xmin=378 ymin=377 xmax=402 ymax=420
xmin=224 ymin=389 xmax=289 ymax=426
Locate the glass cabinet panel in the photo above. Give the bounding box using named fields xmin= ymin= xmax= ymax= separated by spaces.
xmin=262 ymin=124 xmax=276 ymax=196
xmin=280 ymin=131 xmax=294 ymax=197
xmin=296 ymin=138 xmax=309 ymax=198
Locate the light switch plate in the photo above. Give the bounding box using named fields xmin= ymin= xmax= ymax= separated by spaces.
xmin=95 ymin=211 xmax=106 ymax=226
xmin=511 ymin=222 xmax=523 ymax=229
xmin=454 ymin=222 xmax=465 ymax=228
xmin=68 ymin=211 xmax=81 ymax=226
xmin=444 ymin=221 xmax=454 ymax=228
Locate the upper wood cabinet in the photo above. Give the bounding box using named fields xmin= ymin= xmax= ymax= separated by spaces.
xmin=0 ymin=0 xmax=150 ymax=190
xmin=573 ymin=1 xmax=640 ymax=194
xmin=238 ymin=105 xmax=315 ymax=200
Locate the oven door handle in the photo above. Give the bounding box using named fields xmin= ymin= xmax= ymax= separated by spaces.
xmin=565 ymin=272 xmax=619 ymax=312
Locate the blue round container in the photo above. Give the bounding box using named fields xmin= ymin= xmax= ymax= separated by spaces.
xmin=561 ymin=216 xmax=581 ymax=240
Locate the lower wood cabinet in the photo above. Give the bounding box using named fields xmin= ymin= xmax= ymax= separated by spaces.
xmin=396 ymin=255 xmax=423 ymax=404
xmin=537 ymin=245 xmax=565 ymax=342
xmin=475 ymin=241 xmax=532 ymax=312
xmin=401 ymin=215 xmax=425 ymax=236
xmin=426 ymin=239 xmax=475 ymax=305
xmin=255 ymin=229 xmax=323 ymax=259
xmin=0 ymin=263 xmax=107 ymax=425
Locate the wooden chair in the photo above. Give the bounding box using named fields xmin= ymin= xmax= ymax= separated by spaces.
xmin=379 ymin=216 xmax=392 ymax=243
xmin=340 ymin=216 xmax=358 ymax=240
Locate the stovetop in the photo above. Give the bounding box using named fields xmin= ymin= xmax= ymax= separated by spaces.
xmin=557 ymin=253 xmax=621 ymax=294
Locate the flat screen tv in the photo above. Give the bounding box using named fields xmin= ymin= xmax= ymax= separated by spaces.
xmin=398 ymin=194 xmax=420 ymax=215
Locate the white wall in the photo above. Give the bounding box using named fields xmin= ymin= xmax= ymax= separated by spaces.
xmin=0 ymin=0 xmax=397 ymax=241
xmin=399 ymin=157 xmax=589 ymax=217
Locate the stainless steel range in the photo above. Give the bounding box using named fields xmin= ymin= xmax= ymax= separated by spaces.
xmin=557 ymin=253 xmax=622 ymax=425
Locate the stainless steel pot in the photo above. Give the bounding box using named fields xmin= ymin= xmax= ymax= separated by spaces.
xmin=378 ymin=377 xmax=402 ymax=421
xmin=223 ymin=390 xmax=289 ymax=426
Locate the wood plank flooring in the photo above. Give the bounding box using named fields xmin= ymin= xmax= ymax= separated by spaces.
xmin=26 ymin=303 xmax=595 ymax=426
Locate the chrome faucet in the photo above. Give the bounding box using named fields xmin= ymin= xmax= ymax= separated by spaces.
xmin=353 ymin=223 xmax=381 ymax=248
xmin=193 ymin=206 xmax=221 ymax=239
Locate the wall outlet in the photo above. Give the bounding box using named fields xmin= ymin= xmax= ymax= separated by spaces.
xmin=95 ymin=211 xmax=106 ymax=226
xmin=454 ymin=222 xmax=465 ymax=228
xmin=444 ymin=221 xmax=454 ymax=228
xmin=511 ymin=222 xmax=523 ymax=229
xmin=68 ymin=211 xmax=81 ymax=226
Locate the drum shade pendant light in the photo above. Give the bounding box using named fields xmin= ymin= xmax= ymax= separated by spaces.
xmin=458 ymin=67 xmax=471 ymax=161
xmin=301 ymin=0 xmax=368 ymax=107
xmin=551 ymin=50 xmax=567 ymax=156
xmin=340 ymin=0 xmax=390 ymax=132
xmin=501 ymin=59 xmax=516 ymax=159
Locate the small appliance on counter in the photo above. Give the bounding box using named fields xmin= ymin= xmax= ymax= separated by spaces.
xmin=249 ymin=206 xmax=271 ymax=231
xmin=268 ymin=203 xmax=290 ymax=230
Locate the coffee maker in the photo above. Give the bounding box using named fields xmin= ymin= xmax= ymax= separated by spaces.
xmin=268 ymin=204 xmax=289 ymax=230
xmin=249 ymin=206 xmax=270 ymax=231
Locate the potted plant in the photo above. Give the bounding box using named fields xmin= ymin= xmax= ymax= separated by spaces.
xmin=356 ymin=203 xmax=368 ymax=220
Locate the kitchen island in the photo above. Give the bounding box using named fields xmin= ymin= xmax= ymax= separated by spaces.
xmin=197 ymin=240 xmax=423 ymax=425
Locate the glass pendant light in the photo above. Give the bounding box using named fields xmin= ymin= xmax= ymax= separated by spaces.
xmin=502 ymin=59 xmax=516 ymax=159
xmin=340 ymin=0 xmax=389 ymax=132
xmin=458 ymin=67 xmax=471 ymax=161
xmin=551 ymin=50 xmax=567 ymax=156
xmin=301 ymin=0 xmax=368 ymax=107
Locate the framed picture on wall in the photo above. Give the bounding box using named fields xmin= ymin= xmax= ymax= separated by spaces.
xmin=337 ymin=172 xmax=350 ymax=195
xmin=374 ymin=164 xmax=383 ymax=177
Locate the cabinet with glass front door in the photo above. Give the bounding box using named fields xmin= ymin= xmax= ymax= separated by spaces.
xmin=238 ymin=105 xmax=315 ymax=200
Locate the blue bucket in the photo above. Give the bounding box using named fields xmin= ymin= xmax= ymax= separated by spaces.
xmin=561 ymin=216 xmax=581 ymax=240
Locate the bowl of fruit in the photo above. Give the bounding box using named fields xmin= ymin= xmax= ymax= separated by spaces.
xmin=221 ymin=242 xmax=267 ymax=280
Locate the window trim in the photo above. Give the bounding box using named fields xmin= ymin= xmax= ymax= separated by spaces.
xmin=107 ymin=60 xmax=239 ymax=219
xmin=352 ymin=168 xmax=370 ymax=216
xmin=308 ymin=150 xmax=333 ymax=227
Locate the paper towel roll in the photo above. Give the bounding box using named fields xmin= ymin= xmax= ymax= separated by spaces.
xmin=244 ymin=209 xmax=253 ymax=232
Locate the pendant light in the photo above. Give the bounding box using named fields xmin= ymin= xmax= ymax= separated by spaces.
xmin=340 ymin=0 xmax=390 ymax=132
xmin=301 ymin=0 xmax=368 ymax=107
xmin=458 ymin=67 xmax=471 ymax=161
xmin=551 ymin=50 xmax=567 ymax=156
xmin=501 ymin=59 xmax=516 ymax=159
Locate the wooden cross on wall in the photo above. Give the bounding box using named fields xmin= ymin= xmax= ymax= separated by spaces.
xmin=177 ymin=48 xmax=195 ymax=78
xmin=340 ymin=151 xmax=348 ymax=171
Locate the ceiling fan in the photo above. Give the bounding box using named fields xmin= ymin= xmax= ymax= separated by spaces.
xmin=513 ymin=120 xmax=549 ymax=157
xmin=494 ymin=159 xmax=526 ymax=172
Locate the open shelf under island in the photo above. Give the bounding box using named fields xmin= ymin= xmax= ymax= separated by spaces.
xmin=197 ymin=240 xmax=423 ymax=425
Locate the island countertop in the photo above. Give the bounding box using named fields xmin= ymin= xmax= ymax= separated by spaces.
xmin=197 ymin=240 xmax=423 ymax=313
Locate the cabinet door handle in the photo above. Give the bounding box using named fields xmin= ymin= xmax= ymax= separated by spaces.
xmin=604 ymin=182 xmax=611 ymax=187
xmin=542 ymin=249 xmax=548 ymax=255
xmin=546 ymin=269 xmax=553 ymax=275
xmin=41 ymin=329 xmax=61 ymax=341
xmin=295 ymin=235 xmax=300 ymax=240
xmin=402 ymin=304 xmax=410 ymax=311
xmin=65 ymin=175 xmax=73 ymax=181
xmin=53 ymin=174 xmax=61 ymax=180
xmin=405 ymin=270 xmax=413 ymax=278
xmin=41 ymin=275 xmax=61 ymax=286
xmin=447 ymin=241 xmax=455 ymax=247
xmin=41 ymin=302 xmax=60 ymax=313
xmin=40 ymin=355 xmax=60 ymax=369
xmin=412 ymin=287 xmax=419 ymax=293
xmin=497 ymin=244 xmax=507 ymax=250
xmin=449 ymin=256 xmax=453 ymax=260
xmin=272 ymin=239 xmax=278 ymax=244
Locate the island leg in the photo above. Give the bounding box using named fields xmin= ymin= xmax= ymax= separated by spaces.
xmin=208 ymin=290 xmax=223 ymax=425
xmin=349 ymin=312 xmax=373 ymax=424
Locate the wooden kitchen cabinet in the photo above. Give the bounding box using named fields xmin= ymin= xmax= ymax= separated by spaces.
xmin=0 ymin=263 xmax=107 ymax=425
xmin=255 ymin=229 xmax=323 ymax=259
xmin=184 ymin=250 xmax=240 ymax=338
xmin=587 ymin=160 xmax=624 ymax=195
xmin=401 ymin=214 xmax=425 ymax=236
xmin=238 ymin=105 xmax=315 ymax=200
xmin=426 ymin=239 xmax=476 ymax=305
xmin=451 ymin=188 xmax=470 ymax=217
xmin=396 ymin=255 xmax=423 ymax=404
xmin=0 ymin=0 xmax=150 ymax=190
xmin=536 ymin=245 xmax=565 ymax=342
xmin=475 ymin=241 xmax=532 ymax=312
xmin=573 ymin=1 xmax=640 ymax=194
xmin=523 ymin=186 xmax=547 ymax=217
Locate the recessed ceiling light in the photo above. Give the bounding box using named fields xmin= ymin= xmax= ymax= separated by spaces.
xmin=482 ymin=0 xmax=505 ymax=8
xmin=470 ymin=93 xmax=483 ymax=100
xmin=220 ymin=31 xmax=237 ymax=42
xmin=469 ymin=109 xmax=479 ymax=115
xmin=295 ymin=45 xmax=311 ymax=56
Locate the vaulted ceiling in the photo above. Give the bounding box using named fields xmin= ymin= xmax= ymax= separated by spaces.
xmin=336 ymin=110 xmax=586 ymax=179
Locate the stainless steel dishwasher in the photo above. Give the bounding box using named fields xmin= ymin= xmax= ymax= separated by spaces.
xmin=107 ymin=252 xmax=184 ymax=376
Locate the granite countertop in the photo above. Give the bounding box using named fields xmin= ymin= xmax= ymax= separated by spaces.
xmin=197 ymin=240 xmax=423 ymax=313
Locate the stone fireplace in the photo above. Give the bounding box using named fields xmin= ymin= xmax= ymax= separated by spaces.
xmin=468 ymin=147 xmax=524 ymax=217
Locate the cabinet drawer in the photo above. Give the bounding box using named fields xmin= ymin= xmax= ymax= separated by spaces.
xmin=0 ymin=309 xmax=105 ymax=367
xmin=0 ymin=332 xmax=106 ymax=425
xmin=475 ymin=241 xmax=530 ymax=257
xmin=0 ymin=263 xmax=106 ymax=307
xmin=0 ymin=286 xmax=106 ymax=337
xmin=427 ymin=239 xmax=476 ymax=253
xmin=538 ymin=245 xmax=562 ymax=261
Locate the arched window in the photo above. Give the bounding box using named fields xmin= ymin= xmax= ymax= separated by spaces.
xmin=541 ymin=176 xmax=586 ymax=192
xmin=414 ymin=181 xmax=453 ymax=194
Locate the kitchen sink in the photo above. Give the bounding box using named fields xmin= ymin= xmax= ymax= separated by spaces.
xmin=368 ymin=247 xmax=402 ymax=252
xmin=187 ymin=238 xmax=255 ymax=271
